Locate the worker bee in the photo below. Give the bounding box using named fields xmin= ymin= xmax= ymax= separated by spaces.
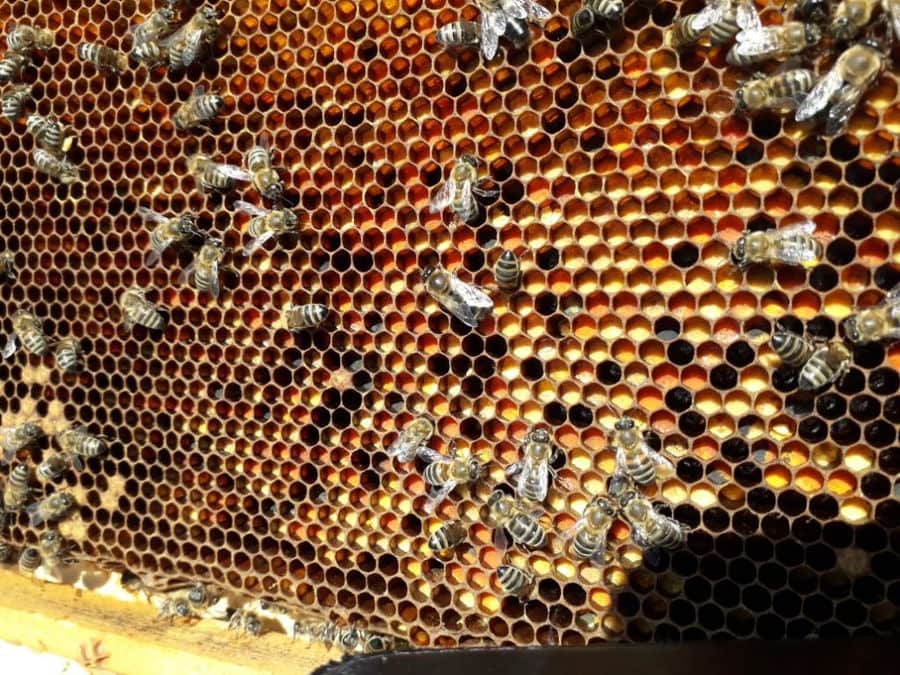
xmin=26 ymin=491 xmax=76 ymax=526
xmin=120 ymin=286 xmax=167 ymax=332
xmin=178 ymin=237 xmax=225 ymax=298
xmin=0 ymin=52 xmax=30 ymax=84
xmin=844 ymin=282 xmax=900 ymax=344
xmin=245 ymin=133 xmax=285 ymax=202
xmin=158 ymin=583 xmax=227 ymax=621
xmin=36 ymin=452 xmax=76 ymax=483
xmin=32 ymin=148 xmax=79 ymax=184
xmin=429 ymin=155 xmax=498 ymax=225
xmin=493 ymin=249 xmax=521 ymax=292
xmin=160 ymin=5 xmax=221 ymax=70
xmin=0 ymin=252 xmax=13 ymax=281
xmin=294 ymin=621 xmax=394 ymax=654
xmin=4 ymin=309 xmax=50 ymax=358
xmin=735 ymin=69 xmax=817 ymax=112
xmin=0 ymin=422 xmax=43 ymax=464
xmin=6 ymin=22 xmax=54 ymax=53
xmin=771 ymin=329 xmax=816 ymax=366
xmin=799 ymin=340 xmax=851 ymax=390
xmin=620 ymin=492 xmax=687 ymax=551
xmin=419 ymin=442 xmax=484 ymax=514
xmin=436 ymin=20 xmax=482 ymax=48
xmin=666 ymin=0 xmax=757 ymax=48
xmin=475 ymin=0 xmax=551 ymax=59
xmin=132 ymin=40 xmax=169 ymax=67
xmin=0 ymin=541 xmax=14 ymax=563
xmin=427 ymin=520 xmax=468 ymax=553
xmin=235 ymin=200 xmax=298 ymax=256
xmin=1 ymin=83 xmax=32 ymax=120
xmin=506 ymin=427 xmax=564 ymax=503
xmin=730 ymin=221 xmax=824 ymax=269
xmin=487 ymin=491 xmax=548 ymax=549
xmin=56 ymin=426 xmax=109 ymax=469
xmin=138 ymin=206 xmax=199 ymax=266
xmin=132 ymin=2 xmax=180 ymax=47
xmin=565 ymin=496 xmax=616 ymax=563
xmin=227 ymin=608 xmax=264 ymax=636
xmin=172 ymin=84 xmax=223 ymax=131
xmin=829 ymin=0 xmax=879 ymax=40
xmin=53 ymin=337 xmax=83 ymax=374
xmin=386 ymin=417 xmax=434 ymax=463
xmin=283 ymin=303 xmax=329 ymax=331
xmin=188 ymin=153 xmax=252 ymax=192
xmin=77 ymin=42 xmax=129 ymax=72
xmin=18 ymin=546 xmax=41 ymax=577
xmin=795 ymin=38 xmax=885 ymax=136
xmin=571 ymin=0 xmax=624 ymax=39
xmin=39 ymin=530 xmax=76 ymax=575
xmin=496 ymin=564 xmax=534 ymax=597
xmin=422 ymin=265 xmax=494 ymax=328
xmin=26 ymin=113 xmax=76 ymax=155
xmin=727 ymin=19 xmax=823 ymax=66
xmin=3 ymin=464 xmax=32 ymax=510
xmin=608 ymin=417 xmax=674 ymax=486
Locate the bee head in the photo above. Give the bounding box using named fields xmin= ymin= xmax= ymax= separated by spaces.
xmin=528 ymin=427 xmax=551 ymax=444
xmin=188 ymin=584 xmax=206 ymax=604
xmin=614 ymin=417 xmax=635 ymax=432
xmin=201 ymin=5 xmax=222 ymax=20
xmin=860 ymin=37 xmax=884 ymax=53
xmin=730 ymin=235 xmax=748 ymax=267
xmin=804 ymin=23 xmax=823 ymax=45
xmin=465 ymin=457 xmax=483 ymax=482
xmin=459 ymin=154 xmax=479 ymax=169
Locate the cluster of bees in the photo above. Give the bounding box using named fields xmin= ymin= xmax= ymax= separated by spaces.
xmin=388 ymin=416 xmax=686 ymax=597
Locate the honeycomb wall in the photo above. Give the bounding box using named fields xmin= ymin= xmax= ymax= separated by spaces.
xmin=1 ymin=0 xmax=899 ymax=649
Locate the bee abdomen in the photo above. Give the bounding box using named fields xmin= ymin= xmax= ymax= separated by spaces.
xmin=428 ymin=523 xmax=466 ymax=551
xmin=798 ymin=354 xmax=832 ymax=390
xmin=657 ymin=522 xmax=686 ymax=550
xmin=709 ymin=12 xmax=740 ymax=45
xmin=494 ymin=249 xmax=521 ymax=292
xmin=247 ymin=147 xmax=271 ymax=172
xmin=18 ymin=547 xmax=40 ymax=575
xmin=78 ymin=42 xmax=128 ymax=72
xmin=510 ymin=514 xmax=547 ymax=548
xmin=135 ymin=305 xmax=167 ymax=330
xmin=22 ymin=331 xmax=50 ymax=356
xmin=497 ymin=565 xmax=532 ymax=595
xmin=771 ymin=331 xmax=814 ymax=366
xmin=436 ymin=20 xmax=481 ymax=47
xmin=422 ymin=463 xmax=449 ymax=486
xmin=572 ymin=531 xmax=603 ymax=559
xmin=626 ymin=458 xmax=656 ymax=485
xmin=0 ymin=53 xmax=29 ymax=83
xmin=286 ymin=303 xmax=329 ymax=331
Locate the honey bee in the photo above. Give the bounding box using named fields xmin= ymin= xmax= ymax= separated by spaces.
xmin=829 ymin=0 xmax=879 ymax=40
xmin=0 ymin=422 xmax=43 ymax=464
xmin=844 ymin=282 xmax=900 ymax=344
xmin=770 ymin=329 xmax=816 ymax=366
xmin=4 ymin=309 xmax=50 ymax=358
xmin=506 ymin=427 xmax=564 ymax=503
xmin=422 ymin=265 xmax=494 ymax=328
xmin=160 ymin=5 xmax=221 ymax=70
xmin=53 ymin=337 xmax=83 ymax=373
xmin=620 ymin=492 xmax=687 ymax=551
xmin=178 ymin=237 xmax=225 ymax=298
xmin=0 ymin=251 xmax=14 ymax=281
xmin=608 ymin=417 xmax=674 ymax=486
xmin=493 ymin=249 xmax=521 ymax=292
xmin=795 ymin=0 xmax=831 ymax=23
xmin=795 ymin=39 xmax=885 ymax=136
xmin=283 ymin=303 xmax=329 ymax=331
xmin=386 ymin=417 xmax=434 ymax=463
xmin=429 ymin=155 xmax=498 ymax=225
xmin=727 ymin=19 xmax=823 ymax=66
xmin=427 ymin=520 xmax=468 ymax=553
xmin=245 ymin=133 xmax=285 ymax=202
xmin=496 ymin=564 xmax=534 ymax=597
xmin=26 ymin=113 xmax=75 ymax=154
xmin=666 ymin=0 xmax=758 ymax=48
xmin=565 ymin=496 xmax=616 ymax=563
xmin=799 ymin=340 xmax=851 ymax=390
xmin=730 ymin=221 xmax=824 ymax=269
xmin=32 ymin=148 xmax=79 ymax=184
xmin=120 ymin=286 xmax=167 ymax=332
xmin=227 ymin=608 xmax=264 ymax=636
xmin=36 ymin=452 xmax=76 ymax=483
xmin=138 ymin=206 xmax=199 ymax=266
xmin=475 ymin=0 xmax=551 ymax=59
xmin=26 ymin=491 xmax=76 ymax=526
xmin=132 ymin=40 xmax=169 ymax=68
xmin=235 ymin=200 xmax=298 ymax=256
xmin=0 ymin=52 xmax=30 ymax=84
xmin=132 ymin=2 xmax=180 ymax=47
xmin=419 ymin=442 xmax=484 ymax=513
xmin=0 ymin=541 xmax=14 ymax=563
xmin=571 ymin=0 xmax=624 ymax=39
xmin=436 ymin=20 xmax=482 ymax=49
xmin=172 ymin=84 xmax=223 ymax=131
xmin=17 ymin=546 xmax=41 ymax=577
xmin=1 ymin=83 xmax=32 ymax=120
xmin=487 ymin=491 xmax=548 ymax=549
xmin=39 ymin=530 xmax=76 ymax=575
xmin=77 ymin=42 xmax=129 ymax=72
xmin=3 ymin=464 xmax=32 ymax=510
xmin=158 ymin=583 xmax=227 ymax=621
xmin=188 ymin=154 xmax=252 ymax=193
xmin=57 ymin=426 xmax=109 ymax=469
xmin=293 ymin=621 xmax=395 ymax=654
xmin=6 ymin=22 xmax=54 ymax=53
xmin=734 ymin=69 xmax=817 ymax=112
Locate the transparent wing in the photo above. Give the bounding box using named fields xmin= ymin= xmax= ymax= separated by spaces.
xmin=177 ymin=259 xmax=198 ymax=287
xmin=651 ymin=450 xmax=675 ymax=475
xmin=446 ymin=275 xmax=494 ymax=327
xmin=146 ymin=248 xmax=163 ymax=267
xmin=137 ymin=206 xmax=168 ymax=224
xmin=492 ymin=525 xmax=510 ymax=551
xmin=480 ymin=9 xmax=504 ymax=60
xmin=192 ymin=83 xmax=206 ymax=98
xmin=775 ymin=223 xmax=822 ymax=264
xmin=733 ymin=26 xmax=781 ymax=55
xmin=630 ymin=525 xmax=652 ymax=549
xmin=779 ymin=220 xmax=817 ymax=236
xmin=25 ymin=503 xmax=47 ymax=527
xmin=182 ymin=30 xmax=205 ymax=66
xmin=242 ymin=230 xmax=275 ymax=257
xmin=2 ymin=335 xmax=17 ymax=359
xmin=215 ymin=163 xmax=253 ymax=181
xmin=505 ymin=460 xmax=522 ymax=480
xmin=687 ymin=2 xmax=725 ymax=31
xmin=387 ymin=431 xmax=418 ymax=462
xmin=614 ymin=446 xmax=628 ymax=473
xmin=735 ymin=0 xmax=762 ymax=31
xmin=560 ymin=520 xmax=583 ymax=541
xmin=424 ymin=482 xmax=456 ymax=515
xmin=456 ymin=179 xmax=475 ymax=219
xmin=416 ymin=447 xmax=446 ymax=465
xmin=429 ymin=180 xmax=454 ymax=213
xmin=525 ymin=0 xmax=551 ymax=22
xmin=159 ymin=25 xmax=185 ymax=49
xmin=795 ymin=69 xmax=843 ymax=121
xmin=234 ymin=199 xmax=268 ymax=217
xmin=208 ymin=261 xmax=221 ymax=298
xmin=825 ymin=87 xmax=864 ymax=136
xmin=500 ymin=0 xmax=529 ymax=19
xmin=517 ymin=460 xmax=549 ymax=502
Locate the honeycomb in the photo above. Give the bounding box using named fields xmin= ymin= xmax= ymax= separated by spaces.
xmin=1 ymin=0 xmax=900 ymax=651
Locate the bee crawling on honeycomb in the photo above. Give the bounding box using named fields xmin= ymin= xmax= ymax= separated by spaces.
xmin=156 ymin=583 xmax=229 ymax=622
xmin=293 ymin=618 xmax=399 ymax=654
xmin=473 ymin=0 xmax=551 ymax=59
xmin=843 ymin=281 xmax=900 ymax=344
xmin=730 ymin=220 xmax=826 ymax=269
xmin=429 ymin=155 xmax=498 ymax=226
xmin=160 ymin=4 xmax=222 ymax=70
xmin=422 ymin=264 xmax=494 ymax=328
xmin=570 ymin=0 xmax=625 ymax=40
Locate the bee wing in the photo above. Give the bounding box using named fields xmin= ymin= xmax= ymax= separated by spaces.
xmin=480 ymin=9 xmax=505 ymax=60
xmin=137 ymin=206 xmax=168 ymax=225
xmin=234 ymin=199 xmax=269 ymax=217
xmin=25 ymin=502 xmax=47 ymax=527
xmin=177 ymin=258 xmax=198 ymax=287
xmin=428 ymin=179 xmax=454 ymax=213
xmin=416 ymin=447 xmax=446 ymax=465
xmin=504 ymin=460 xmax=522 ymax=480
xmin=2 ymin=335 xmax=17 ymax=359
xmin=561 ymin=519 xmax=585 ymax=541
xmin=824 ymin=86 xmax=865 ymax=136
xmin=215 ymin=163 xmax=253 ymax=181
xmin=191 ymin=84 xmax=206 ymax=99
xmin=629 ymin=525 xmax=652 ymax=549
xmin=779 ymin=220 xmax=817 ymax=236
xmin=517 ymin=460 xmax=549 ymax=503
xmin=735 ymin=0 xmax=762 ymax=31
xmin=146 ymin=248 xmax=163 ymax=267
xmin=182 ymin=30 xmax=206 ymax=67
xmin=686 ymin=1 xmax=725 ymax=31
xmin=651 ymin=449 xmax=675 ymax=475
xmin=500 ymin=0 xmax=529 ymax=19
xmin=242 ymin=230 xmax=276 ymax=257
xmin=423 ymin=482 xmax=456 ymax=515
xmin=492 ymin=525 xmax=511 ymax=551
xmin=387 ymin=431 xmax=418 ymax=462
xmin=732 ymin=26 xmax=781 ymax=55
xmin=525 ymin=0 xmax=551 ymax=22
xmin=445 ymin=274 xmax=493 ymax=327
xmin=208 ymin=260 xmax=221 ymax=298
xmin=795 ymin=69 xmax=844 ymax=121
xmin=774 ymin=222 xmax=822 ymax=264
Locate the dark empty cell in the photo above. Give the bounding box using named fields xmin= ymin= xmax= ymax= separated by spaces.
xmin=669 ymin=599 xmax=696 ymax=626
xmin=724 ymin=341 xmax=755 ymax=368
xmin=830 ymin=135 xmax=859 ymax=161
xmin=862 ymin=185 xmax=892 ymax=213
xmin=667 ymin=339 xmax=694 ymax=365
xmin=543 ymin=402 xmax=566 ymax=426
xmin=702 ymin=508 xmax=729 ymax=532
xmin=809 ymin=494 xmax=839 ymax=520
xmin=772 ymin=367 xmax=799 ymax=393
xmin=746 ymin=535 xmax=775 ymax=562
xmin=861 ymin=472 xmax=890 ymax=499
xmin=798 ymin=416 xmax=828 ymax=443
xmin=822 ymin=521 xmax=854 ymax=549
xmin=853 ymin=343 xmax=885 ymax=369
xmin=869 ymin=368 xmax=899 ymax=395
xmin=654 ymin=317 xmax=680 ymax=341
xmin=342 ymin=389 xmax=362 ymax=410
xmin=773 ymin=589 xmax=802 ymax=617
xmin=521 ymin=357 xmax=544 ymax=380
xmin=709 ymin=364 xmax=737 ymax=390
xmin=485 ymin=335 xmax=508 ymax=358
xmin=843 ymin=212 xmax=874 ymax=239
xmin=473 ymin=355 xmax=496 ymax=378
xmin=873 ymin=263 xmax=900 ymax=291
xmin=697 ymin=603 xmax=725 ymax=630
xmin=806 ymin=316 xmax=836 ymax=339
xmin=762 ymin=513 xmax=790 ymax=540
xmin=734 ymin=462 xmax=761 ymax=487
xmin=737 ymin=139 xmax=764 ymax=165
xmin=792 ymin=515 xmax=822 ymax=542
xmin=845 ymin=161 xmax=875 ymax=187
xmin=451 ymin=354 xmax=473 ymax=376
xmin=807 ymin=543 xmax=837 ymax=571
xmin=672 ymin=550 xmax=699 ymax=577
xmin=721 ymin=438 xmax=749 ymax=462
xmin=654 ymin=623 xmax=680 ymax=642
xmin=756 ymin=563 xmax=786 ymax=591
xmin=665 ymin=386 xmax=693 ymax=412
xmin=789 ymin=566 xmax=818 ymax=595
xmin=725 ymin=560 xmax=754 ymax=587
xmin=461 ymin=376 xmax=483 ymax=397
xmin=853 ymin=576 xmax=884 ymax=603
xmin=804 ymin=594 xmax=834 ymax=621
xmin=870 ymin=551 xmax=899 ymax=580
xmin=725 ymin=609 xmax=755 ymax=637
xmin=756 ymin=614 xmax=785 ymax=639
xmin=835 ymin=368 xmax=865 ymax=395
xmin=535 ymin=246 xmax=560 ymax=270
xmin=798 ymin=134 xmax=827 ymax=160
xmin=849 ymin=394 xmax=880 ymax=421
xmin=462 ymin=334 xmax=484 ymax=356
xmin=678 ymin=411 xmax=706 ymax=436
xmin=777 ymin=540 xmax=806 ymax=566
xmin=785 ymin=392 xmax=814 ymax=416
xmin=713 ymin=580 xmax=740 ymax=607
xmin=875 ymin=500 xmax=900 ymax=528
xmin=617 ymin=592 xmax=640 ymax=617
xmin=671 ymin=242 xmax=699 ymax=268
xmin=699 ymin=555 xmax=727 ymax=581
xmin=776 ymin=315 xmax=805 ymax=334
xmin=879 ymin=446 xmax=900 ymax=473
xmin=427 ymin=354 xmax=450 ymax=376
xmin=463 ymin=248 xmax=485 ymax=272
xmin=809 ymin=264 xmax=838 ymax=291
xmin=597 ymin=360 xmax=621 ymax=384
xmin=778 ymin=490 xmax=807 ymax=516
xmin=865 ymin=420 xmax=897 ymax=447
xmin=826 ymin=238 xmax=855 ymax=266
xmin=732 ymin=509 xmax=759 ymax=535
xmin=569 ymin=404 xmax=594 ymax=428
xmin=747 ymin=487 xmax=775 ymax=513
xmin=674 ymin=504 xmax=701 ymax=528
xmin=835 ymin=599 xmax=867 ymax=626
xmin=310 ymin=406 xmax=330 ymax=427
xmin=751 ymin=112 xmax=781 ymax=139
xmin=534 ymin=292 xmax=558 ymax=316
xmin=743 ymin=585 xmax=771 ymax=612
xmin=676 ymin=457 xmax=703 ymax=482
